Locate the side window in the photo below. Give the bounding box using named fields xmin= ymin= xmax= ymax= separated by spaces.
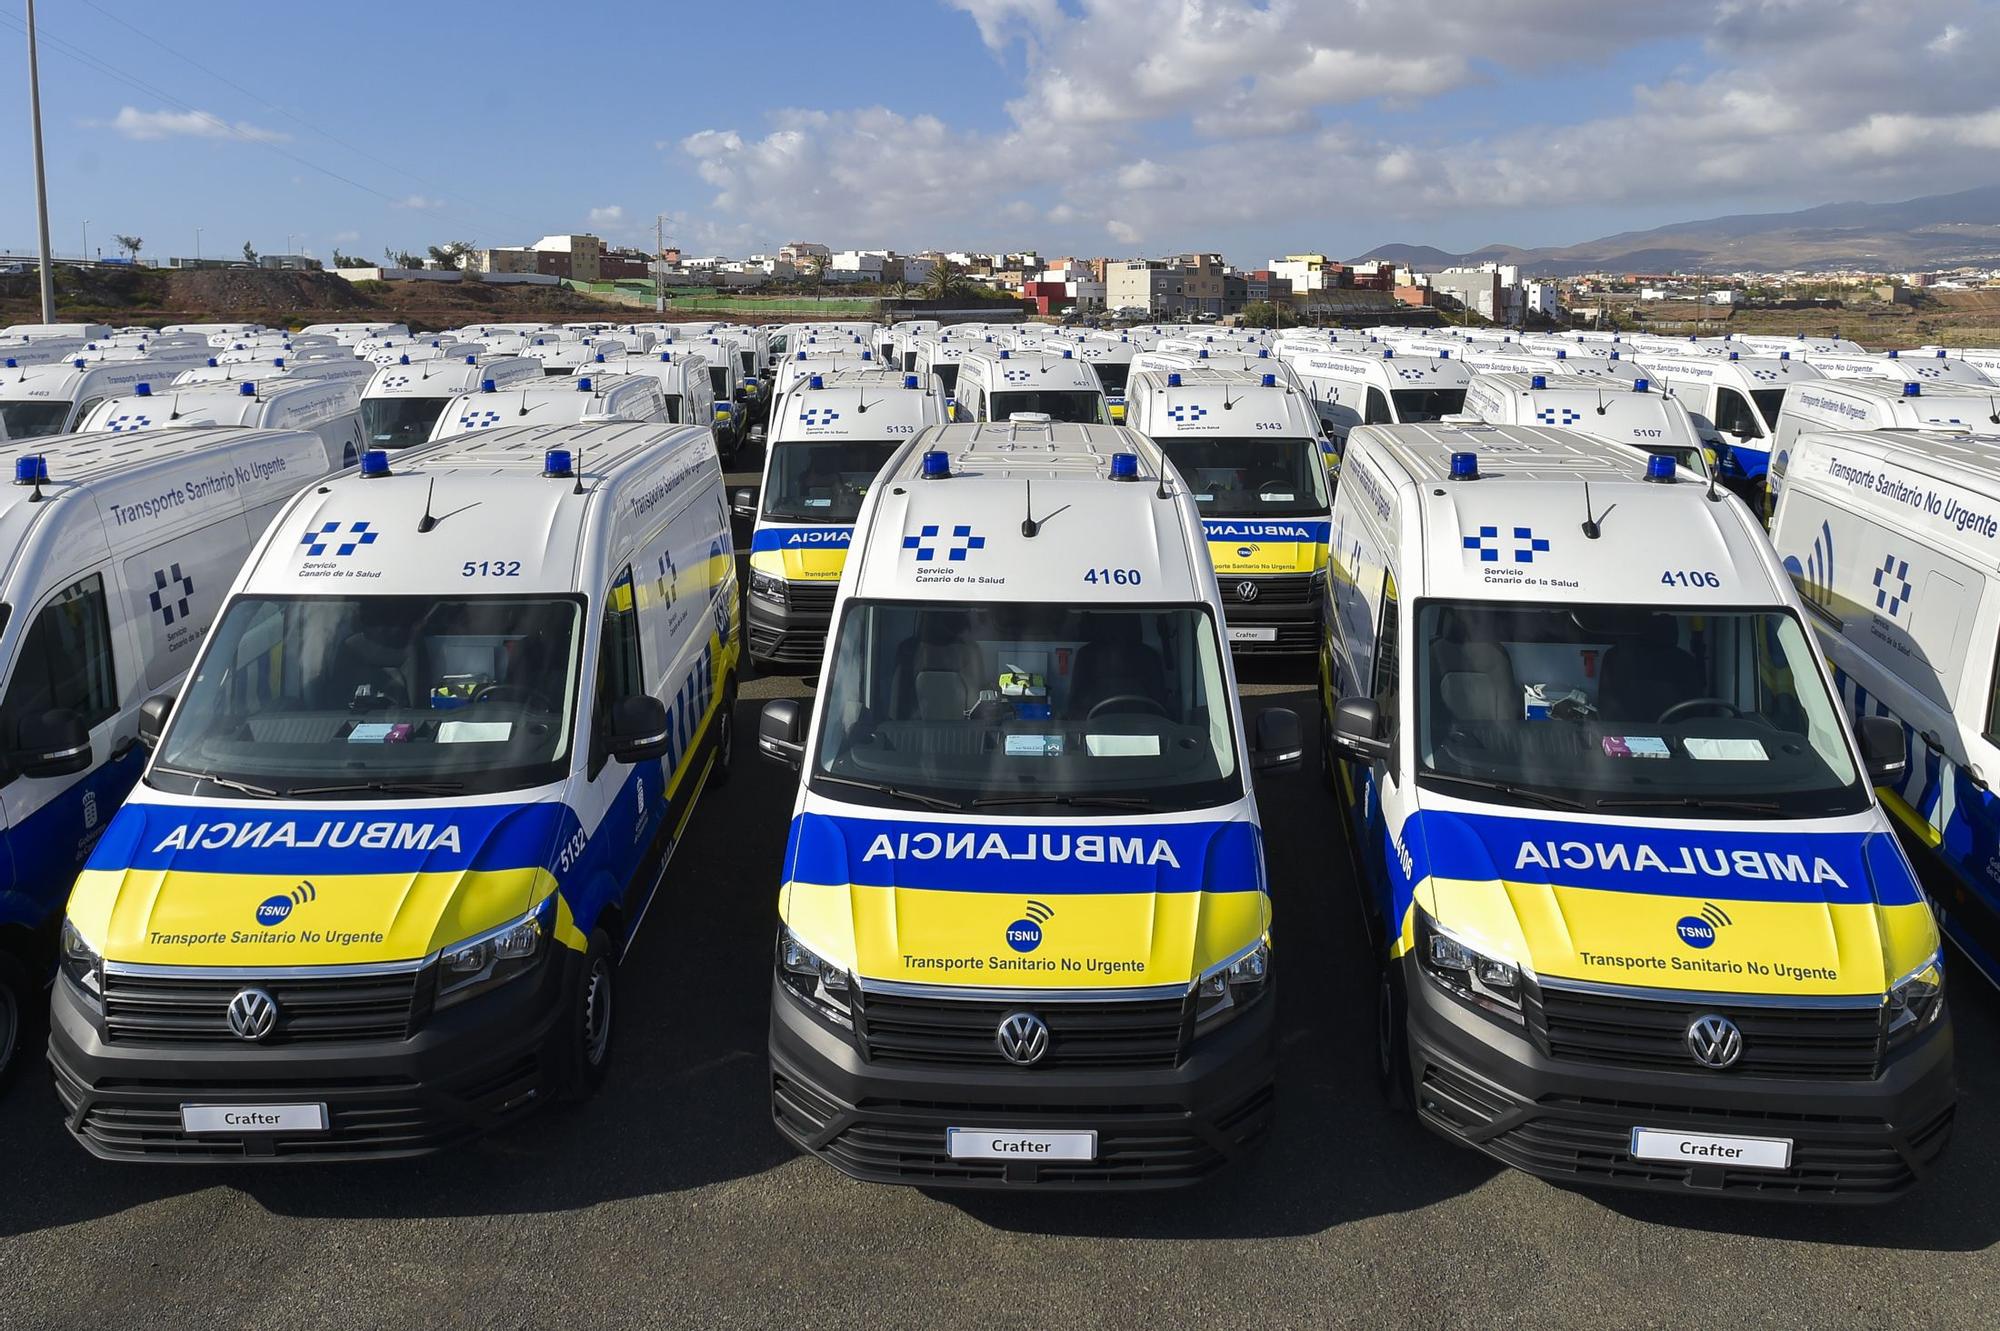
xmin=1364 ymin=387 xmax=1394 ymax=425
xmin=590 ymin=566 xmax=643 ymax=776
xmin=1370 ymin=570 xmax=1400 ymax=724
xmin=1714 ymin=387 xmax=1763 ymax=438
xmin=72 ymin=397 xmax=106 ymax=428
xmin=1 ymin=573 xmax=118 ymax=756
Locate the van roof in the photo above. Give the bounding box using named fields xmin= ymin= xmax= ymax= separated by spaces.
xmin=1349 ymin=421 xmax=1783 ymax=605
xmin=1790 ymin=425 xmax=2000 ymax=494
xmin=846 ymin=420 xmax=1205 ymax=604
xmin=960 ymin=348 xmax=1102 ymax=390
xmin=245 ymin=421 xmax=717 ymax=598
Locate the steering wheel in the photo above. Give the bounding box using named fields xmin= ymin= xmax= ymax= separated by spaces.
xmin=472 ymin=683 xmax=555 ymax=712
xmin=1257 ymin=479 xmax=1293 ymax=495
xmin=1657 ymin=697 xmax=1742 ymax=724
xmin=1087 ymin=693 xmax=1170 ymax=720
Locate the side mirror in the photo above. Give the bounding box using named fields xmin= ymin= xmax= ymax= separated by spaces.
xmin=759 ymin=698 xmax=809 ymax=769
xmin=1331 ymin=696 xmax=1392 ymax=762
xmin=732 ymin=487 xmax=758 ymax=522
xmin=15 ymin=708 xmax=92 ymax=779
xmin=1250 ymin=707 xmax=1304 ymax=772
xmin=137 ymin=693 xmax=174 ymax=749
xmin=1858 ymin=715 xmax=1908 ymax=787
xmin=607 ymin=694 xmax=671 ymax=764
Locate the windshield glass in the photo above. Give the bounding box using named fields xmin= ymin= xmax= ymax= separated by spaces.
xmin=1391 ymin=388 xmax=1466 ymax=422
xmin=0 ymin=400 xmax=72 ymax=439
xmin=360 ymin=397 xmax=447 ymax=449
xmin=708 ymin=367 xmax=729 ymax=397
xmin=931 ymin=363 xmax=961 ymax=393
xmin=154 ymin=594 xmax=584 ymax=798
xmin=1414 ymin=601 xmax=1865 ymax=817
xmin=1158 ymin=436 xmax=1329 ymax=518
xmin=1090 ymin=362 xmax=1131 ymax=395
xmin=1752 ymin=387 xmax=1788 ymax=430
xmin=989 ymin=390 xmax=1105 ymax=424
xmin=763 ymin=440 xmax=898 ymax=522
xmin=813 ymin=600 xmax=1241 ymax=811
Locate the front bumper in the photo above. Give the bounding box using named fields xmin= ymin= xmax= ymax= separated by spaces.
xmin=769 ymin=976 xmax=1277 ymax=1189
xmin=747 ymin=587 xmax=833 ymax=666
xmin=1402 ymin=955 xmax=1956 ymax=1202
xmin=48 ymin=952 xmax=574 ymax=1162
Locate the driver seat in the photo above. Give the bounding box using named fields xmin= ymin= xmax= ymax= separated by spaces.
xmin=1598 ymin=616 xmax=1704 ymax=721
xmin=1070 ymin=618 xmax=1167 ymax=718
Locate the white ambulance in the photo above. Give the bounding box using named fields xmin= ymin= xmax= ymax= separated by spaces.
xmin=427 ymin=374 xmax=667 ymax=442
xmin=358 ymin=356 xmax=543 ymax=450
xmin=1770 ymin=425 xmax=2000 ymax=987
xmin=759 ymin=419 xmax=1297 ymax=1188
xmin=1802 ymin=350 xmax=1994 ymax=388
xmin=0 ymin=426 xmax=336 ymax=1083
xmin=952 ymin=349 xmax=1108 ymax=424
xmin=0 ymin=355 xmax=211 ymax=440
xmin=51 ymin=422 xmax=741 ymax=1158
xmin=743 ymin=370 xmax=946 ymax=667
xmin=586 ymin=352 xmax=717 ymax=433
xmin=1767 ymin=380 xmax=2000 ymax=513
xmin=1321 ymin=420 xmax=1953 ymax=1201
xmin=1461 ymin=373 xmax=1710 ymax=474
xmin=81 ymin=378 xmax=368 ymax=472
xmin=1636 ymin=352 xmax=1824 ymax=495
xmin=1276 ymin=347 xmax=1469 ymax=450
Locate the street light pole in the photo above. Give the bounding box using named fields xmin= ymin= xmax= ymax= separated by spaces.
xmin=195 ymin=226 xmax=202 ymax=264
xmin=82 ymin=219 xmax=89 ymax=264
xmin=25 ymin=0 xmax=56 ymax=320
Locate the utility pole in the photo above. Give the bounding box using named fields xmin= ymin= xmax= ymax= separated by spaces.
xmin=25 ymin=0 xmax=56 ymax=320
xmin=195 ymin=226 xmax=202 ymax=264
xmin=82 ymin=219 xmax=89 ymax=264
xmin=655 ymin=212 xmax=669 ymax=314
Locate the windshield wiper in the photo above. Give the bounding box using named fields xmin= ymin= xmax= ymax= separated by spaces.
xmin=149 ymin=765 xmax=283 ymax=799
xmin=286 ymin=779 xmax=468 ymax=798
xmin=1595 ymin=795 xmax=1780 ymax=813
xmin=814 ymin=773 xmax=965 ymax=811
xmin=1420 ymin=772 xmax=1586 ymax=811
xmin=969 ymin=793 xmax=1156 ymax=811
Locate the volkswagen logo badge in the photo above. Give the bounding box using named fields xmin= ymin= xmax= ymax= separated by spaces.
xmin=1685 ymin=1013 xmax=1743 ymax=1069
xmin=995 ymin=1011 xmax=1050 ymax=1066
xmin=1236 ymin=580 xmax=1260 ymax=603
xmin=226 ymin=988 xmax=280 ymax=1043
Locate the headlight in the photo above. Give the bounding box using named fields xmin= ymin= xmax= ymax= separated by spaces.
xmin=435 ymin=905 xmax=547 ymax=1008
xmin=748 ymin=568 xmax=788 ymax=606
xmin=776 ymin=926 xmax=853 ymax=1030
xmin=1415 ymin=909 xmax=1525 ymax=1026
xmin=59 ymin=919 xmax=102 ymax=1001
xmin=1886 ymin=951 xmax=1945 ymax=1045
xmin=1193 ymin=939 xmax=1271 ymax=1028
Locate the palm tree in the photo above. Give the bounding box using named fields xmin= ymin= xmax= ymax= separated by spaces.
xmin=922 ymin=258 xmax=968 ymax=304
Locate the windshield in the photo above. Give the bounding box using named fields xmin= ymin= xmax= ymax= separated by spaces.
xmin=812 ymin=600 xmax=1241 ymax=811
xmin=660 ymin=395 xmax=682 ymax=424
xmin=1752 ymin=387 xmax=1788 ymax=431
xmin=1158 ymin=436 xmax=1329 ymax=518
xmin=360 ymin=397 xmax=447 ymax=449
xmin=709 ymin=366 xmax=729 ymax=397
xmin=154 ymin=594 xmax=584 ymax=798
xmin=931 ymin=363 xmax=961 ymax=393
xmin=763 ymin=440 xmax=898 ymax=522
xmin=1391 ymin=388 xmax=1466 ymax=422
xmin=1414 ymin=601 xmax=1865 ymax=817
xmin=0 ymin=400 xmax=72 ymax=439
xmin=1090 ymin=362 xmax=1131 ymax=395
xmin=989 ymin=390 xmax=1105 ymax=424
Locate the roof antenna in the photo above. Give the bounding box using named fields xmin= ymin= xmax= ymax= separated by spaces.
xmin=518 ymin=390 xmax=532 ymax=417
xmin=418 ymin=476 xmax=480 ymax=533
xmin=169 ymin=393 xmax=183 ymax=421
xmin=1581 ymin=480 xmax=1614 ymax=539
xmin=1022 ymin=478 xmax=1038 ymax=537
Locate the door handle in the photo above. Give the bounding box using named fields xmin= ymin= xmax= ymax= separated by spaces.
xmin=110 ymin=735 xmax=137 ymax=761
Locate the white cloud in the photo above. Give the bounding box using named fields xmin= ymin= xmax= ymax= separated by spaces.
xmin=332 ymin=229 xmax=361 ymax=243
xmin=1106 ymin=219 xmax=1141 ymax=245
xmin=588 ymin=205 xmax=625 ymax=226
xmin=1928 ymin=22 xmax=1965 ymax=52
xmin=395 ymin=195 xmax=445 ymax=211
xmin=99 ymin=106 xmax=289 ymax=143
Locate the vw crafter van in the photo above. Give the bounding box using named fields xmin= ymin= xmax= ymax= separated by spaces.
xmin=1321 ymin=422 xmax=1954 ymax=1201
xmin=51 ymin=422 xmax=740 ymax=1158
xmin=759 ymin=420 xmax=1301 ymax=1187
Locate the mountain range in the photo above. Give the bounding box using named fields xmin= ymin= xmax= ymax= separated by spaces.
xmin=1358 ymin=185 xmax=2000 ymax=276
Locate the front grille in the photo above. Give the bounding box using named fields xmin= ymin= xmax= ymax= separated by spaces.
xmin=102 ymin=967 xmax=424 ymax=1046
xmin=786 ymin=581 xmax=838 ymax=613
xmin=1225 ymin=621 xmax=1320 ymax=654
xmin=854 ymin=989 xmax=1188 ymax=1069
xmin=1529 ymin=984 xmax=1885 ymax=1081
xmin=1219 ymin=574 xmax=1315 ymax=606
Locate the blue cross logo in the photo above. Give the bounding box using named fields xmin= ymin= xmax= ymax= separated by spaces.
xmin=382 ymin=374 xmax=411 ymax=389
xmin=1003 ymin=368 xmax=1033 ymax=382
xmin=1462 ymin=525 xmax=1549 ymax=563
xmin=107 ymin=414 xmax=152 ymax=432
xmin=1751 ymin=368 xmax=1778 ymax=381
xmin=301 ymin=521 xmax=379 ymax=557
xmin=1873 ymin=553 xmax=1912 ymax=617
xmin=460 ymin=409 xmax=502 ymax=429
xmin=1535 ymin=407 xmax=1582 ymax=425
xmin=149 ymin=563 xmax=194 ymax=626
xmin=902 ymin=523 xmax=986 ymax=562
xmin=658 ymin=549 xmax=678 ymax=608
xmin=1166 ymin=404 xmax=1208 ymax=423
xmin=801 ymin=407 xmax=840 ymax=426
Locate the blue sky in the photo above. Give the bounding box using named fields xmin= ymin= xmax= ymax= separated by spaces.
xmin=4 ymin=0 xmax=1996 ymax=268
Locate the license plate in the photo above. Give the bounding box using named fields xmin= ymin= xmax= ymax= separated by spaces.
xmin=946 ymin=1128 xmax=1097 ymax=1162
xmin=1228 ymin=626 xmax=1278 ymax=643
xmin=180 ymin=1103 xmax=329 ymax=1134
xmin=1630 ymin=1126 xmax=1792 ymax=1171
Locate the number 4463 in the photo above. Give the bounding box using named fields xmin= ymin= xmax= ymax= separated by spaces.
xmin=1661 ymin=569 xmax=1720 ymax=588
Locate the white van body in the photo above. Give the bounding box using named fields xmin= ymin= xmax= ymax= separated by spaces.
xmin=1734 ymin=334 xmax=1867 ymax=357
xmin=158 ymin=323 xmax=264 ymax=339
xmin=1771 ymin=425 xmax=2000 ymax=985
xmin=169 ymin=356 xmax=377 ymax=391
xmin=1801 ymin=351 xmax=1994 ymax=388
xmin=51 ymin=421 xmax=741 ymax=1155
xmin=359 ymin=355 xmax=544 ymax=450
xmin=366 ymin=341 xmax=486 ymax=368
xmin=1457 ymin=345 xmax=1649 ymax=385
xmin=1276 ymin=347 xmax=1471 ymax=447
xmin=428 ymin=373 xmax=667 ymax=442
xmin=1636 ymin=353 xmax=1824 ymax=489
xmin=952 ymin=349 xmax=1109 ymax=424
xmin=1920 ymin=346 xmax=2000 ymax=378
xmin=0 ymin=424 xmax=336 ymax=1077
xmin=1767 ymin=380 xmax=2000 ymax=512
xmin=1461 ymin=372 xmax=1709 ymax=474
xmin=1 ymin=323 xmax=112 ymax=343
xmin=0 ymin=356 xmax=212 ymax=441
xmin=81 ymin=378 xmax=367 ymax=472
xmin=1320 ymin=419 xmax=1952 ymax=1199
xmin=585 ymin=353 xmax=716 ymax=431
xmin=529 ymin=337 xmax=629 ymax=376
xmin=296 ymin=322 xmax=409 ymax=343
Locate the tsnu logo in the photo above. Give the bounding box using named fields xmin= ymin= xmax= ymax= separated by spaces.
xmin=1675 ymin=902 xmax=1732 ymax=950
xmin=1006 ymin=900 xmax=1054 ymax=953
xmin=257 ymin=879 xmax=318 ymax=928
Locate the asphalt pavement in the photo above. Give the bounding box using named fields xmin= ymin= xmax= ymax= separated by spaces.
xmin=0 ymin=460 xmax=1993 ymax=1330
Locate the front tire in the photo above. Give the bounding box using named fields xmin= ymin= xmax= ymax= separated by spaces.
xmin=0 ymin=951 xmax=30 ymax=1091
xmin=709 ymin=678 xmax=737 ymax=787
xmin=1377 ymin=959 xmax=1413 ymax=1112
xmin=560 ymin=930 xmax=617 ymax=1102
